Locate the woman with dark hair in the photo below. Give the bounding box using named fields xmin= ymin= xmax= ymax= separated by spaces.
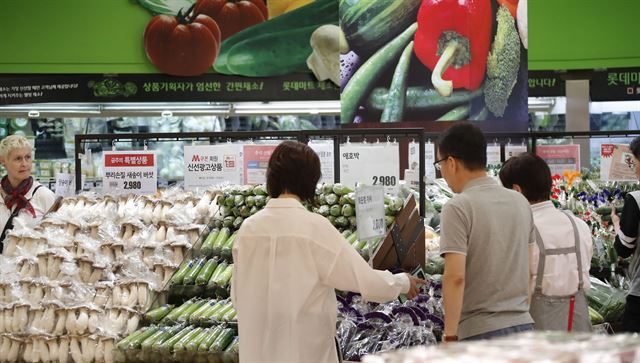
xmin=499 ymin=153 xmax=592 ymax=332
xmin=611 ymin=137 xmax=640 ymax=333
xmin=231 ymin=141 xmax=423 ymax=362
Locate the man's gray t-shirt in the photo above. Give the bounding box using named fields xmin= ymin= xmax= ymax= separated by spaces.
xmin=439 ymin=176 xmax=535 ymax=339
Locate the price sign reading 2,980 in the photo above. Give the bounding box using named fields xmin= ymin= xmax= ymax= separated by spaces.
xmin=340 ymin=142 xmax=400 ymax=193
xmin=103 ymin=151 xmax=158 ymax=195
xmin=372 ymin=176 xmax=397 ymax=187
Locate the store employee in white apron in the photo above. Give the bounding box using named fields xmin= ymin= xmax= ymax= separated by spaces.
xmin=231 ymin=141 xmax=424 ymax=363
xmin=500 ymin=153 xmax=592 ymax=332
xmin=0 ymin=135 xmax=56 ymax=251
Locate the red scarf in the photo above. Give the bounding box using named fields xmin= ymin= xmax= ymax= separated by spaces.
xmin=2 ymin=176 xmax=36 ymax=218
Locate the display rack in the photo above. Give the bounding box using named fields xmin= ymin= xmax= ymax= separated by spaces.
xmin=74 ymin=128 xmax=428 ymax=215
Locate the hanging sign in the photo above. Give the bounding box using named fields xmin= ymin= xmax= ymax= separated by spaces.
xmin=505 ymin=144 xmax=527 ymax=160
xmin=487 ymin=144 xmax=502 ymax=166
xmin=184 ymin=144 xmax=243 ymax=189
xmin=54 ymin=173 xmax=76 ymax=197
xmin=536 ymin=144 xmax=581 ymax=176
xmin=601 ymin=144 xmax=637 ymax=182
xmin=355 ymin=185 xmax=386 ymax=241
xmin=309 ymin=142 xmax=335 ymax=184
xmin=408 ymin=142 xmax=436 ymax=183
xmin=103 ymin=150 xmax=157 ymax=195
xmin=243 ymin=144 xmax=279 ymax=185
xmin=341 ymin=142 xmax=399 ymax=193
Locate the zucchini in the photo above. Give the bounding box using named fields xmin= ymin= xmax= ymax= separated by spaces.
xmin=209 ymin=328 xmax=235 ymax=352
xmin=436 ymin=105 xmax=471 ymax=121
xmin=173 ymin=327 xmax=203 ymax=352
xmin=189 ymin=299 xmax=218 ymax=324
xmin=212 ymin=228 xmax=231 ymax=256
xmin=127 ymin=326 xmax=160 ymax=350
xmin=224 ymin=336 xmax=239 ymax=353
xmin=346 ymin=233 xmax=358 ymax=245
xmin=183 ymin=257 xmax=207 ymax=285
xmin=202 ymin=300 xmax=227 ymax=320
xmin=177 ymin=299 xmax=207 ymax=322
xmin=342 ymin=23 xmax=418 ymax=124
xmin=145 ymin=304 xmax=174 ymax=323
xmin=198 ymin=325 xmax=225 ymax=352
xmin=222 ymin=307 xmax=237 ymax=322
xmin=367 ymin=87 xmax=484 ymax=111
xmin=155 ymin=325 xmax=193 ymax=352
xmin=340 ymin=0 xmax=421 ymax=56
xmin=195 ymin=258 xmax=219 ymax=286
xmin=141 ymin=327 xmax=169 ymax=350
xmin=170 ymin=259 xmax=193 ymax=285
xmin=201 ymin=229 xmax=220 ymax=256
xmin=595 ymin=206 xmax=623 ymax=216
xmin=150 ymin=325 xmax=184 ymax=351
xmin=162 ymin=299 xmax=195 ymax=324
xmin=381 ymin=41 xmax=414 ymax=123
xmin=215 ymin=0 xmax=337 ymax=73
xmin=208 ymin=261 xmax=229 ymax=288
xmin=213 ymin=302 xmax=234 ymax=321
xmin=186 ymin=328 xmax=211 ymax=352
xmin=117 ymin=327 xmax=148 ymax=350
xmin=212 ymin=264 xmax=234 ymax=289
xmin=221 ymin=232 xmax=238 ymax=261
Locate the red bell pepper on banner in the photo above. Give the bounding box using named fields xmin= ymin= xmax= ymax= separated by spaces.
xmin=194 ymin=0 xmax=268 ymax=40
xmin=413 ymin=0 xmax=492 ymax=96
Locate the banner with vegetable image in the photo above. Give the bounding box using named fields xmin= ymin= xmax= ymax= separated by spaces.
xmin=135 ymin=0 xmax=340 ymax=92
xmin=340 ymin=0 xmax=529 ymax=129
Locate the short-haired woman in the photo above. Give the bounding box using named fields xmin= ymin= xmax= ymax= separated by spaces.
xmin=499 ymin=152 xmax=592 ymax=332
xmin=0 ymin=135 xmax=56 ymax=250
xmin=231 ymin=141 xmax=423 ymax=362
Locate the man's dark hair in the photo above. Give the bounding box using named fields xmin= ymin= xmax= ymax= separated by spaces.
xmin=630 ymin=136 xmax=640 ymax=159
xmin=266 ymin=141 xmax=321 ymax=204
xmin=437 ymin=123 xmax=487 ymax=170
xmin=499 ymin=152 xmax=552 ymax=202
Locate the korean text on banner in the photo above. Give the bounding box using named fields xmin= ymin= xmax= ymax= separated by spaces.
xmin=309 ymin=142 xmax=335 ymax=184
xmin=341 ymin=142 xmax=399 ymax=194
xmin=355 ymin=185 xmax=386 ymax=241
xmin=243 ymin=144 xmax=279 ymax=185
xmin=184 ymin=144 xmax=243 ymax=189
xmin=103 ymin=151 xmax=157 ymax=195
xmin=535 ymin=144 xmax=580 ymax=176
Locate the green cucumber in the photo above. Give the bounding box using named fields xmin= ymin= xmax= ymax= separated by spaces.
xmin=145 ymin=304 xmax=174 ymax=323
xmin=340 ymin=0 xmax=421 ymax=56
xmin=222 ymin=307 xmax=237 ymax=322
xmin=141 ymin=327 xmax=169 ymax=350
xmin=127 ymin=326 xmax=160 ymax=350
xmin=470 ymin=107 xmax=489 ymax=121
xmin=177 ymin=299 xmax=207 ymax=323
xmin=213 ymin=264 xmax=234 ymax=289
xmin=226 ymin=24 xmax=326 ymax=77
xmin=342 ymin=23 xmax=418 ymax=124
xmin=183 ymin=257 xmax=207 ymax=285
xmin=189 ymin=299 xmax=218 ymax=324
xmin=437 ymin=105 xmax=471 ymax=121
xmin=151 ymin=325 xmax=184 ymax=351
xmin=170 ymin=259 xmax=193 ymax=285
xmin=213 ymin=302 xmax=234 ymax=321
xmin=381 ymin=41 xmax=414 ymax=123
xmin=224 ymin=336 xmax=239 ymax=353
xmin=595 ymin=206 xmax=623 ymax=216
xmin=215 ymin=0 xmax=337 ymax=73
xmin=346 ymin=233 xmax=358 ymax=245
xmin=163 ymin=299 xmax=196 ymax=323
xmin=195 ymin=258 xmax=219 ymax=286
xmin=201 ymin=229 xmax=220 ymax=255
xmin=198 ymin=325 xmax=225 ymax=352
xmin=367 ymin=86 xmax=483 ymax=111
xmin=156 ymin=326 xmax=193 ymax=352
xmin=212 ymin=228 xmax=231 ymax=256
xmin=202 ymin=300 xmax=227 ymax=320
xmin=186 ymin=328 xmax=211 ymax=352
xmin=173 ymin=327 xmax=203 ymax=352
xmin=117 ymin=327 xmax=148 ymax=350
xmin=208 ymin=261 xmax=229 ymax=288
xmin=209 ymin=328 xmax=235 ymax=352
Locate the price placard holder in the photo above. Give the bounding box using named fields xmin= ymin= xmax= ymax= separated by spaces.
xmin=371 ymin=195 xmax=425 ymax=271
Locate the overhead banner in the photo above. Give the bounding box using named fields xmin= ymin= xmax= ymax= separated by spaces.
xmin=340 ymin=0 xmax=528 ymax=130
xmin=591 ymin=67 xmax=640 ymax=101
xmin=536 ymin=144 xmax=581 ymax=176
xmin=601 ymin=144 xmax=637 ymax=182
xmin=184 ymin=144 xmax=243 ymax=189
xmin=528 ymin=71 xmax=565 ymax=97
xmin=340 ymin=142 xmax=399 ymax=193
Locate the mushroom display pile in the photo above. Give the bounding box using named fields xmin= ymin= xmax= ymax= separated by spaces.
xmin=0 ymin=189 xmax=218 ymax=363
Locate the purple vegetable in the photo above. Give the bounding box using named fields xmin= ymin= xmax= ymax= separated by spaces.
xmin=364 ymin=312 xmax=393 ymax=324
xmin=408 ymin=306 xmax=427 ymax=321
xmin=425 ymin=313 xmax=444 ymax=328
xmin=340 ymin=51 xmax=362 ymax=90
xmin=391 ymin=307 xmax=420 ymax=326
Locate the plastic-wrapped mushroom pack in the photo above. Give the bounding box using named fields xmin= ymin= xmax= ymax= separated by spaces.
xmin=0 ymin=188 xmax=220 ymax=363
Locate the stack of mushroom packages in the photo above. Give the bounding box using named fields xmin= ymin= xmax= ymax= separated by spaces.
xmin=0 ymin=189 xmax=219 ymax=363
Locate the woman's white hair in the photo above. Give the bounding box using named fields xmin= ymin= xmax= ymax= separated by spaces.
xmin=0 ymin=135 xmax=32 ymax=159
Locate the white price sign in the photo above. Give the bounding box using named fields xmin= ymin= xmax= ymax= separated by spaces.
xmin=355 ymin=185 xmax=386 ymax=241
xmin=309 ymin=142 xmax=334 ymax=184
xmin=103 ymin=151 xmax=157 ymax=195
xmin=505 ymin=144 xmax=527 ymax=159
xmin=184 ymin=144 xmax=243 ymax=189
xmin=54 ymin=173 xmax=76 ymax=197
xmin=487 ymin=144 xmax=502 ymax=166
xmin=408 ymin=142 xmax=436 ymax=183
xmin=341 ymin=142 xmax=399 ymax=193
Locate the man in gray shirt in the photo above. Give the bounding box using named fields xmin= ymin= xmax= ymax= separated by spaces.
xmin=436 ymin=123 xmax=535 ymax=342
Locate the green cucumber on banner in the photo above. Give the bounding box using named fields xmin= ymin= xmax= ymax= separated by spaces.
xmin=103 ymin=150 xmax=158 ymax=195
xmin=340 ymin=142 xmax=399 ymax=194
xmin=591 ymin=67 xmax=640 ymax=101
xmin=184 ymin=144 xmax=244 ymax=189
xmin=0 ymin=74 xmax=338 ymax=105
xmin=340 ymin=0 xmax=529 ymax=130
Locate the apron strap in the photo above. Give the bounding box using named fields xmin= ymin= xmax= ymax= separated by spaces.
xmin=561 ymin=210 xmax=584 ymax=291
xmin=533 ymin=226 xmax=546 ymax=294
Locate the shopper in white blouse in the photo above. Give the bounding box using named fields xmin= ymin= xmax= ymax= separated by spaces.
xmin=500 ymin=153 xmax=592 ymax=332
xmin=0 ymin=135 xmax=56 ymax=251
xmin=231 ymin=141 xmax=424 ymax=363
